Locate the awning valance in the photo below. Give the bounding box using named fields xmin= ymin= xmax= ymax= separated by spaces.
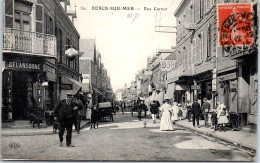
xmin=175 ymin=84 xmax=189 ymax=91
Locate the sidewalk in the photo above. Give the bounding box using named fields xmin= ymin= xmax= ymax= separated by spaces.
xmin=175 ymin=119 xmax=257 ymax=151
xmin=1 ymin=120 xmax=90 ymax=137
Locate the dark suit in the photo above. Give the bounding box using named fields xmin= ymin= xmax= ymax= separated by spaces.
xmin=191 ymin=102 xmax=201 ymax=127
xmin=201 ymin=101 xmax=210 ymax=127
xmin=74 ymin=98 xmax=85 ymax=132
xmin=54 ymin=100 xmax=77 ymax=146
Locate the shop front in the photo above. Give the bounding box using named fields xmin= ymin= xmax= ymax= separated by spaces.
xmin=2 ymin=57 xmax=46 ymax=121
xmin=192 ymin=71 xmax=213 ymax=106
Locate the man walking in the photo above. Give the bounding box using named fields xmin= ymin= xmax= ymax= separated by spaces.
xmin=191 ymin=99 xmax=201 ymax=128
xmin=186 ymin=100 xmax=192 ymax=122
xmin=74 ymin=94 xmax=85 ymax=134
xmin=121 ymin=101 xmax=126 ymax=114
xmin=54 ymin=93 xmax=78 ymax=147
xmin=201 ymin=98 xmax=210 ymax=127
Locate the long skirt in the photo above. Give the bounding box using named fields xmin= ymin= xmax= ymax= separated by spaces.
xmin=218 ymin=115 xmax=229 ymax=124
xmin=160 ymin=111 xmax=174 ymax=131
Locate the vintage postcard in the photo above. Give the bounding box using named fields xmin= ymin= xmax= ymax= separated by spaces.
xmin=1 ymin=0 xmax=258 ymax=161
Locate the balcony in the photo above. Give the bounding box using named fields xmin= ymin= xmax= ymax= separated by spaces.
xmin=3 ymin=28 xmax=57 ymax=58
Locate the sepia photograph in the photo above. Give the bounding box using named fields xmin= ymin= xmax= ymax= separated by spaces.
xmin=1 ymin=0 xmax=258 ymax=161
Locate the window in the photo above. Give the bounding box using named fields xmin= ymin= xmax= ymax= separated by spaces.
xmin=190 ymin=5 xmax=193 ymax=23
xmin=205 ymin=0 xmax=215 ymax=13
xmin=192 ymin=38 xmax=196 ymax=64
xmin=14 ymin=12 xmax=21 ymax=29
xmin=59 ymin=29 xmax=63 ymax=64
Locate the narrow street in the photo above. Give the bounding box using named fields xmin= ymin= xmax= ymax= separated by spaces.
xmin=1 ymin=109 xmax=254 ymax=161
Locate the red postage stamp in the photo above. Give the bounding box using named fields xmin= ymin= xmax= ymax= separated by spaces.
xmin=218 ymin=3 xmax=253 ymax=47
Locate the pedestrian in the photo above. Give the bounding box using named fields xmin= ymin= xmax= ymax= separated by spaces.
xmin=121 ymin=101 xmax=126 ymax=114
xmin=185 ymin=100 xmax=192 ymax=122
xmin=150 ymin=100 xmax=159 ymax=123
xmin=74 ymin=94 xmax=85 ymax=134
xmin=156 ymin=100 xmax=161 ymax=118
xmin=177 ymin=103 xmax=183 ymax=120
xmin=211 ymin=102 xmax=220 ymax=131
xmin=53 ymin=93 xmax=78 ymax=147
xmin=191 ymin=99 xmax=201 ymax=128
xmin=171 ymin=102 xmax=179 ymax=122
xmin=201 ymin=98 xmax=210 ymax=127
xmin=217 ymin=103 xmax=229 ymax=132
xmin=159 ymin=98 xmax=174 ymax=131
xmin=90 ymin=105 xmax=99 ymax=129
xmin=137 ymin=98 xmax=142 ymax=121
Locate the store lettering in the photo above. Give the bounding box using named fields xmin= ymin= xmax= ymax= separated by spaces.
xmin=8 ymin=62 xmax=41 ymax=70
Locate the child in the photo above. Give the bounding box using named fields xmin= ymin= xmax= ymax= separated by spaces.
xmin=177 ymin=103 xmax=183 ymax=120
xmin=90 ymin=105 xmax=99 ymax=129
xmin=211 ymin=102 xmax=220 ymax=131
xmin=217 ymin=103 xmax=229 ymax=132
xmin=171 ymin=102 xmax=179 ymax=122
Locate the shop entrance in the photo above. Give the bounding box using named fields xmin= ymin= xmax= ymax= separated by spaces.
xmin=12 ymin=71 xmax=37 ymax=120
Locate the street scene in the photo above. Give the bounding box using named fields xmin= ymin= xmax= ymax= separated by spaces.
xmin=1 ymin=110 xmax=256 ymax=161
xmin=1 ymin=0 xmax=258 ymax=161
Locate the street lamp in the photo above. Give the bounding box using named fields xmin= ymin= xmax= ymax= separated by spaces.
xmin=65 ymin=47 xmax=78 ymax=60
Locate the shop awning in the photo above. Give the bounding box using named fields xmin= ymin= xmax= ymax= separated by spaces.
xmin=60 ymin=76 xmax=82 ymax=99
xmin=175 ymin=84 xmax=189 ymax=91
xmin=92 ymin=88 xmax=104 ymax=96
xmin=166 ymin=83 xmax=175 ymax=99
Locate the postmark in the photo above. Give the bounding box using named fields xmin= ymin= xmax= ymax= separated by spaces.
xmin=217 ymin=3 xmax=254 ymax=53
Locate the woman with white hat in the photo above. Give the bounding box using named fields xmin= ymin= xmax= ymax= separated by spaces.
xmin=159 ymin=97 xmax=174 ymax=131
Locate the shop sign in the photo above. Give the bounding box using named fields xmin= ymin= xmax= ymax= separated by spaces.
xmin=7 ymin=61 xmax=42 ymax=70
xmin=191 ymin=85 xmax=201 ymax=90
xmin=161 ymin=60 xmax=175 ymax=71
xmin=60 ymin=84 xmax=73 ymax=90
xmin=212 ymin=68 xmax=217 ymax=91
xmin=43 ymin=65 xmax=56 ymax=74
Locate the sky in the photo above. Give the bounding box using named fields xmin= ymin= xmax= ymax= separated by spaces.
xmin=70 ymin=0 xmax=182 ymax=91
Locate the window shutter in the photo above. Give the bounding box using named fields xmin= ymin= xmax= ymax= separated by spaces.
xmin=35 ymin=4 xmax=43 ymax=33
xmin=201 ymin=32 xmax=203 ymax=62
xmin=207 ymin=24 xmax=211 ymax=59
xmin=196 ymin=37 xmax=200 ymax=62
xmin=4 ymin=0 xmax=14 ymax=28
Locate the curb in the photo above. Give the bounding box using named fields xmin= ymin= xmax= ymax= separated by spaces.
xmin=1 ymin=120 xmax=91 ymax=137
xmin=175 ymin=122 xmax=256 ymax=151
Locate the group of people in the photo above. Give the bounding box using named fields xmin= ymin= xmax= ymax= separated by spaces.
xmin=189 ymin=98 xmax=229 ymax=131
xmin=150 ymin=97 xmax=229 ymax=132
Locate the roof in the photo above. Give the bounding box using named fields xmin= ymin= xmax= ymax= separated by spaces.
xmin=158 ymin=49 xmax=175 ymax=53
xmin=164 ymin=53 xmax=176 ymax=60
xmin=174 ymin=0 xmax=191 ymax=17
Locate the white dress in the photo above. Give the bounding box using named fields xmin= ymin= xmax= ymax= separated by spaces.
xmin=160 ymin=103 xmax=174 ymax=131
xmin=171 ymin=105 xmax=179 ymax=121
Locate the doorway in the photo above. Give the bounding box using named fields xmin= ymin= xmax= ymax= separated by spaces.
xmin=12 ymin=71 xmax=36 ymax=120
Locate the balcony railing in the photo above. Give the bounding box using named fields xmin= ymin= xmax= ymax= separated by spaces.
xmin=3 ymin=28 xmax=57 ymax=58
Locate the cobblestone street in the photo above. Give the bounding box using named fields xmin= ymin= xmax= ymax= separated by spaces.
xmin=1 ymin=111 xmax=255 ymax=161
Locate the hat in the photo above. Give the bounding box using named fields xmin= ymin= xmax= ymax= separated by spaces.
xmin=164 ymin=96 xmax=170 ymax=100
xmin=66 ymin=93 xmax=74 ymax=97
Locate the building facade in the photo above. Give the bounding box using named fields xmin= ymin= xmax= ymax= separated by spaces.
xmin=170 ymin=0 xmax=258 ymax=128
xmin=2 ymin=0 xmax=57 ymax=121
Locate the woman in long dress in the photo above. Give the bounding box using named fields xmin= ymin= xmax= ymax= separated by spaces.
xmin=159 ymin=99 xmax=174 ymax=131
